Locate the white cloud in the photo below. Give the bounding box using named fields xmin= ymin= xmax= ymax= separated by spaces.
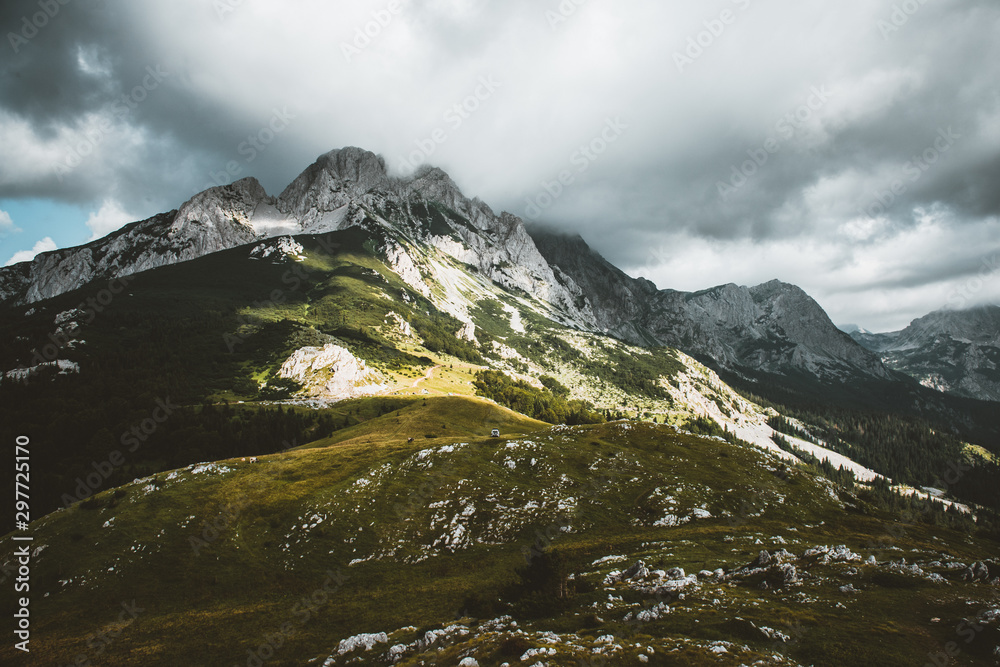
xmin=5 ymin=237 xmax=57 ymax=266
xmin=86 ymin=199 xmax=135 ymax=240
xmin=0 ymin=209 xmax=19 ymax=238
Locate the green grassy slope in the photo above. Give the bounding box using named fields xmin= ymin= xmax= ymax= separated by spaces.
xmin=303 ymin=395 xmax=548 ymax=448
xmin=0 ymin=228 xmax=484 ymax=516
xmin=1 ymin=224 xmax=701 ymax=518
xmin=1 ymin=398 xmax=997 ymax=666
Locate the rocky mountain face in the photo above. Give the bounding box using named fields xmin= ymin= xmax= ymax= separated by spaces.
xmin=527 ymin=228 xmax=891 ymax=381
xmin=851 ymin=306 xmax=1000 ymax=401
xmin=0 ymin=147 xmax=889 ymax=384
xmin=0 ymin=177 xmax=271 ymax=304
xmin=526 ymin=227 xmax=659 ymax=344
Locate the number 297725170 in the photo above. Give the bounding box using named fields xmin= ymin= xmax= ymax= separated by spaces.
xmin=15 ymin=436 xmax=30 ymax=529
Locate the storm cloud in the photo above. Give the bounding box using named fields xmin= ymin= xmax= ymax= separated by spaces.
xmin=1 ymin=0 xmax=998 ymax=330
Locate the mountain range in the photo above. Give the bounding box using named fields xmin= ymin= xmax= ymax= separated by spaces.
xmin=3 ymin=145 xmax=999 ymax=473
xmin=0 ymin=146 xmax=914 ymax=386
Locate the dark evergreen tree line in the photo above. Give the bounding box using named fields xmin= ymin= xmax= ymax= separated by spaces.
xmin=473 ymin=370 xmax=605 ymax=425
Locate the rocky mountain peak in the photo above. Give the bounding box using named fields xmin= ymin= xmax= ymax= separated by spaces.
xmin=530 ymin=232 xmax=890 ymax=380
xmin=748 ymin=279 xmax=808 ymax=301
xmin=316 ymin=146 xmax=390 ymax=185
xmin=172 ymin=177 xmax=270 ymax=234
xmin=277 ymin=147 xmax=393 ymax=217
xmin=408 ymin=164 xmax=454 ymax=187
xmin=222 ymin=176 xmax=270 ymax=201
xmin=749 ymin=280 xmax=829 ymax=321
xmin=405 ymin=165 xmax=467 ymax=206
xmin=401 ymin=164 xmax=504 ymax=234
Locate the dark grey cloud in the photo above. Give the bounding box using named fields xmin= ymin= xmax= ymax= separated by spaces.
xmin=0 ymin=0 xmax=998 ymax=330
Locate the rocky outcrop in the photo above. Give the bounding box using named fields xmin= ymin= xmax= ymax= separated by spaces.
xmin=250 ymin=237 xmax=306 ymax=262
xmin=961 ymin=560 xmax=999 ymax=584
xmin=722 ymin=549 xmax=801 ymax=590
xmin=278 ymin=343 xmax=386 ymax=400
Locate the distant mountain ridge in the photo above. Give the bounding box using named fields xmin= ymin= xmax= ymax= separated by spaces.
xmin=1 ymin=147 xmax=892 ymax=386
xmin=851 ymin=306 xmax=1000 ymax=401
xmin=527 ymin=227 xmax=890 ymax=382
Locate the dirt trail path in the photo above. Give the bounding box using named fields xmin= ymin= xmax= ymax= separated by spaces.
xmin=411 ymin=365 xmax=442 ymax=389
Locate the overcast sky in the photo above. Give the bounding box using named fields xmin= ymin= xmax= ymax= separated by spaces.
xmin=1 ymin=0 xmax=999 ymax=331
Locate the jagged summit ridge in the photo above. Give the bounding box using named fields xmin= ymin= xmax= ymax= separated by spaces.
xmin=0 ymin=147 xmax=593 ymax=326
xmin=0 ymin=176 xmax=274 ymax=305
